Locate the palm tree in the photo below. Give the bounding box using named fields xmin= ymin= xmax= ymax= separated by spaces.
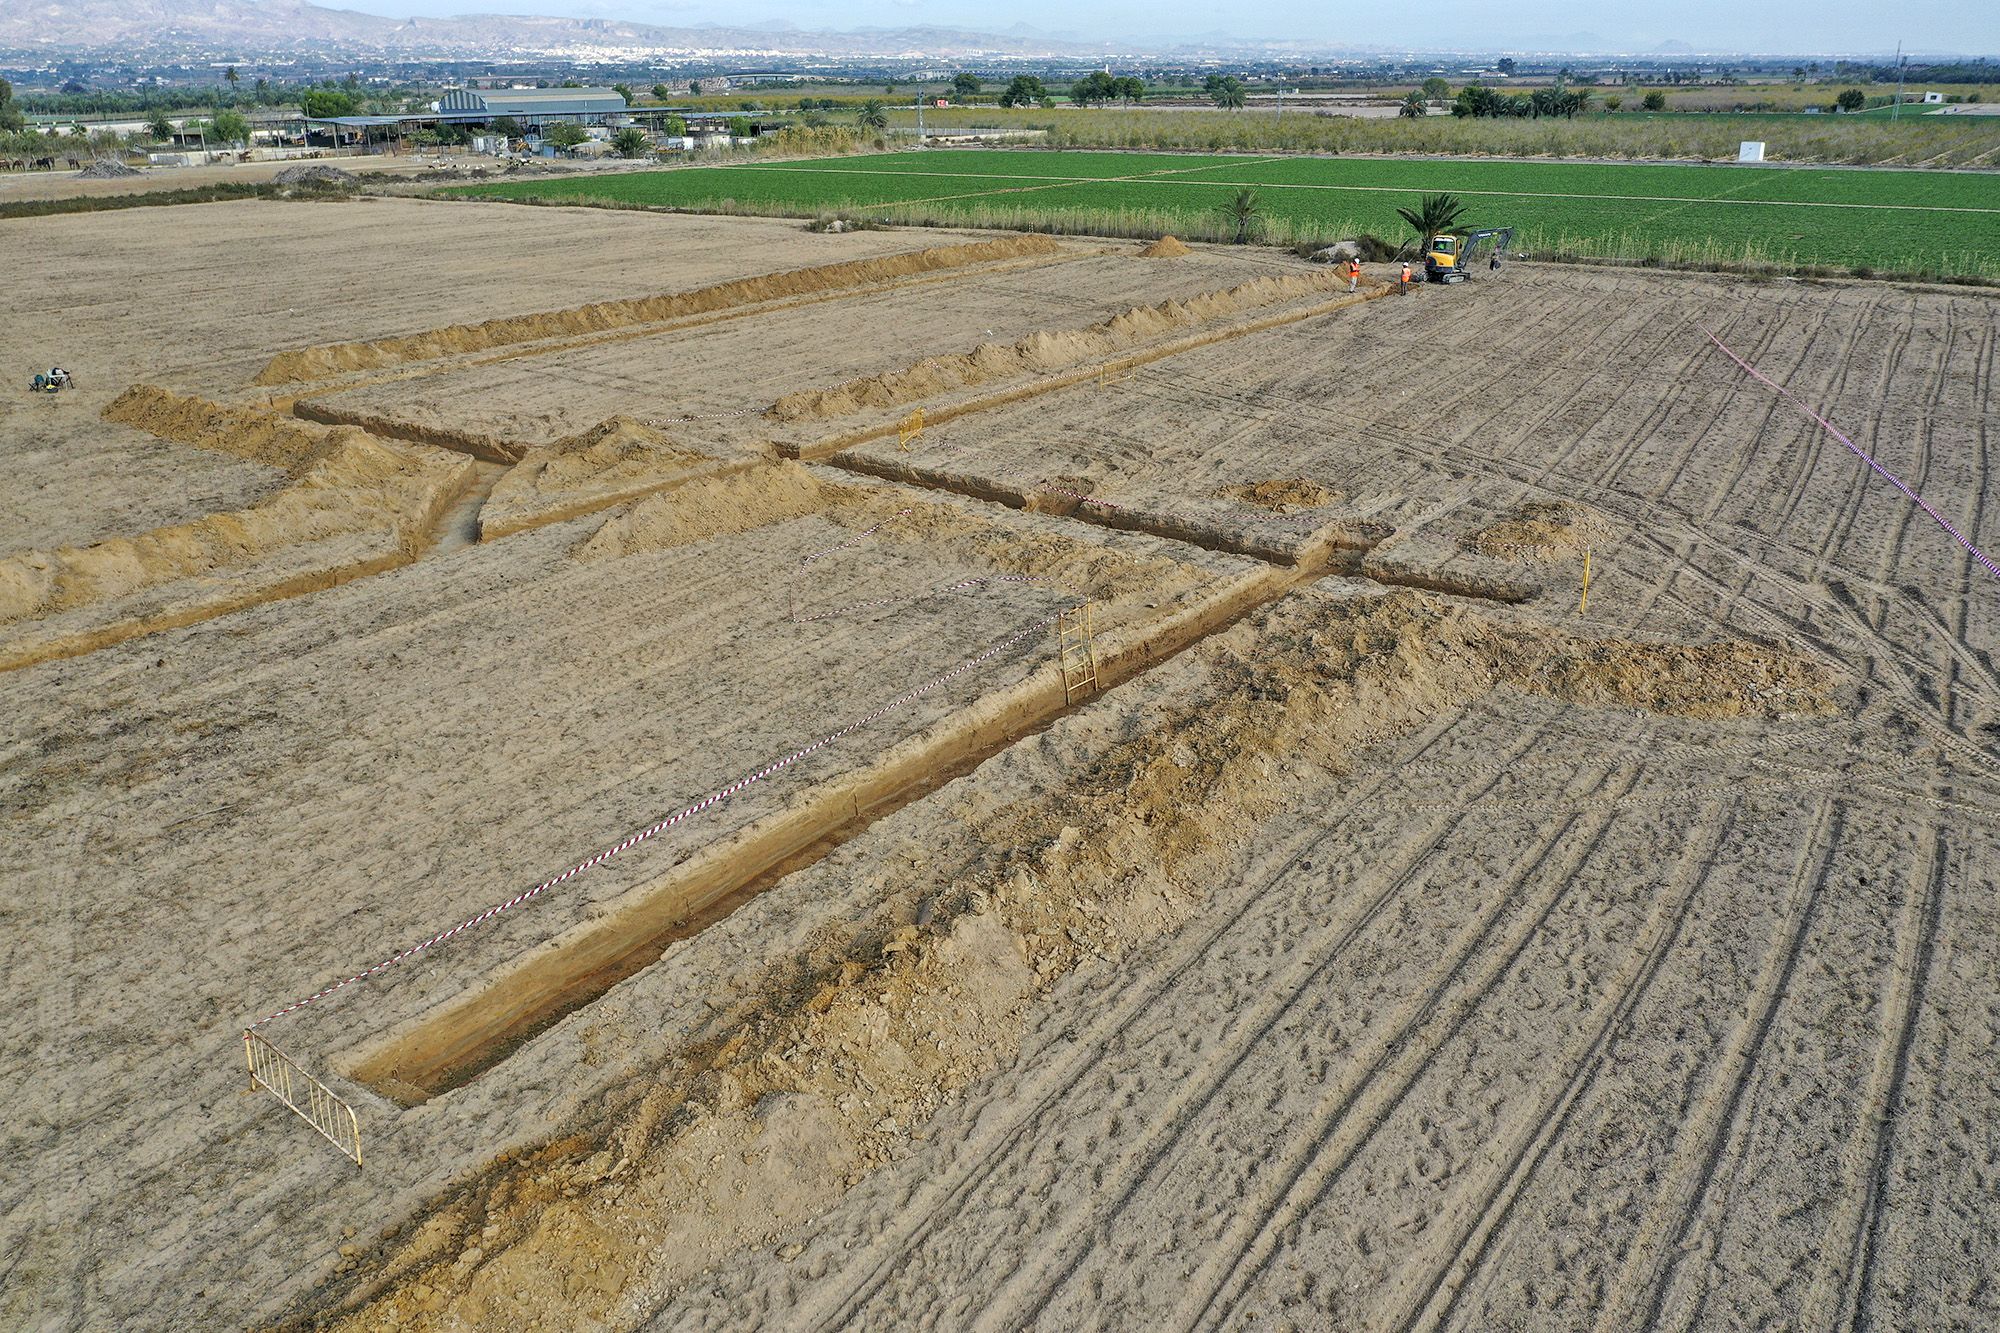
xmin=855 ymin=99 xmax=889 ymax=131
xmin=1395 ymin=192 xmax=1470 ymax=255
xmin=1217 ymin=187 xmax=1261 ymax=245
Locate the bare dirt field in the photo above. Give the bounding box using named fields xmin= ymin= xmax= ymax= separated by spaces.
xmin=5 ymin=200 xmax=1998 ymax=1333
xmin=0 ymin=154 xmax=596 ymax=203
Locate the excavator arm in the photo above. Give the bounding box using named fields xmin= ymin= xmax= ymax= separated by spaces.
xmin=1425 ymin=226 xmax=1515 ymax=282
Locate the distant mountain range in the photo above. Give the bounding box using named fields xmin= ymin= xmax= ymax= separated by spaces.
xmin=0 ymin=0 xmax=1117 ymax=57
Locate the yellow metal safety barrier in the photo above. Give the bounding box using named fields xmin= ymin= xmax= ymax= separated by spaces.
xmin=1056 ymin=602 xmax=1100 ymax=705
xmin=897 ymin=408 xmax=924 ymax=451
xmin=244 ymin=1029 xmax=362 ymax=1166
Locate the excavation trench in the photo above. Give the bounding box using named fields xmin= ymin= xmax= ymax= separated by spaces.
xmin=824 ymin=453 xmax=1538 ymax=605
xmin=778 ymin=284 xmax=1393 ymax=465
xmin=345 ymin=476 xmax=1552 ymax=1104
xmin=827 ymin=450 xmax=1384 ymax=567
xmin=293 ymin=400 xmax=526 ymax=464
xmin=268 ymin=245 xmax=1098 ymax=405
xmin=430 ymin=462 xmax=506 ymax=550
xmin=347 ymin=553 xmax=1339 ymax=1105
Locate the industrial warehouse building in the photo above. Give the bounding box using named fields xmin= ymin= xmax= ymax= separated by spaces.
xmin=299 ymin=85 xmax=773 ymax=154
xmin=434 ymin=87 xmax=630 ymax=128
xmin=304 ymin=86 xmax=651 ymax=152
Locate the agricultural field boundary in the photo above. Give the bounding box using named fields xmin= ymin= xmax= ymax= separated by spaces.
xmin=819 ymin=153 xmax=1291 ymax=214
xmin=451 ymin=151 xmax=2000 ymax=279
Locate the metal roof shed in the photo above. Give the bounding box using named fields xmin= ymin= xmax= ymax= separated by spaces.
xmin=437 ymin=88 xmax=629 ymax=123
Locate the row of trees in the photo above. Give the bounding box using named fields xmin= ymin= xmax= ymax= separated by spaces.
xmin=1451 ymin=83 xmax=1595 ymax=119
xmin=1 ymin=108 xmax=260 ymax=160
xmin=1068 ymin=71 xmax=1146 ymax=107
xmin=14 ymin=73 xmax=413 ymax=118
xmin=3 ymin=124 xmax=139 ymax=160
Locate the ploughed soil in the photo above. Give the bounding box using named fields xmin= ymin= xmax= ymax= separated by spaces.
xmin=6 ymin=204 xmax=1998 ymax=1333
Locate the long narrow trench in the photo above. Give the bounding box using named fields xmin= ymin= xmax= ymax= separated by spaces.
xmin=347 ymin=547 xmax=1343 ymax=1104
xmin=347 ymin=499 xmax=1538 ymax=1106
xmin=337 ymin=283 xmax=1468 ymax=1102
xmin=431 ymin=461 xmax=507 ymax=550
xmin=827 ymin=450 xmax=1386 ymax=566
xmin=827 ymin=451 xmax=1539 ymax=604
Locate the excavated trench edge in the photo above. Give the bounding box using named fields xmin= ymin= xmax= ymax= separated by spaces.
xmin=273 ymin=247 xmax=1098 ymax=405
xmin=347 ymin=513 xmax=1542 ymax=1104
xmin=824 ymin=452 xmax=1538 ymax=605
xmin=347 ymin=476 xmax=1543 ymax=1102
xmin=0 ymin=462 xmax=481 ymax=677
xmin=328 ymin=278 xmax=1467 ymax=1097
xmin=294 ymin=400 xmax=526 ymax=464
xmin=347 ymin=557 xmax=1321 ymax=1104
xmin=779 ymin=283 xmax=1392 ymax=464
xmin=11 ymin=272 xmax=1386 ymax=678
xmin=826 ymin=451 xmax=1379 ymax=567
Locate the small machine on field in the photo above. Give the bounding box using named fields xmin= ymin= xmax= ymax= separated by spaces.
xmin=1425 ymin=227 xmax=1514 ymax=283
xmin=30 ymin=367 xmax=73 ymax=394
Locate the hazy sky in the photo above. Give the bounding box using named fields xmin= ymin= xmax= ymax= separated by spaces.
xmin=344 ymin=0 xmax=1994 ymax=57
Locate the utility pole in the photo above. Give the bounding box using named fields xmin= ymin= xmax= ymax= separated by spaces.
xmin=1892 ymin=42 xmax=1905 ymax=121
xmin=915 ymin=86 xmax=924 ymax=148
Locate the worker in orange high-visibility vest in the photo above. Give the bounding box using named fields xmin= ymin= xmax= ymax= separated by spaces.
xmin=1400 ymin=260 xmax=1412 ymax=291
xmin=1347 ymin=257 xmax=1361 ymax=293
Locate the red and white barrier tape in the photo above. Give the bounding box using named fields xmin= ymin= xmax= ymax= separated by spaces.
xmin=1705 ymin=327 xmax=2000 ymax=584
xmin=251 ymin=590 xmax=1069 ymax=1029
xmin=257 ymin=458 xmax=1313 ymax=1029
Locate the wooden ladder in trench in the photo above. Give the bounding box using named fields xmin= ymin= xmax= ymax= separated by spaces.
xmin=1056 ymin=603 xmax=1100 ymax=704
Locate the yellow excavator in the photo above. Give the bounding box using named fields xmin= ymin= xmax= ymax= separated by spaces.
xmin=1425 ymin=227 xmax=1514 ymax=283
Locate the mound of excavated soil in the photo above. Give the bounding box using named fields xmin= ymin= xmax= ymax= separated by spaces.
xmin=577 ymin=463 xmax=836 ymax=561
xmin=1216 ymin=478 xmax=1343 ymax=511
xmin=1139 ymin=236 xmax=1192 ymax=258
xmin=1468 ymin=500 xmax=1610 ymax=562
xmin=103 ymin=385 xmax=367 ymax=476
xmin=272 ymin=164 xmax=357 ymax=188
xmin=0 ymin=435 xmax=471 ymax=668
xmin=481 ymin=416 xmax=716 ymax=539
xmin=533 ymin=416 xmax=708 ymax=488
xmin=322 ymin=585 xmax=1837 ymax=1332
xmin=76 ymin=159 xmax=141 ymax=179
xmin=767 ymin=271 xmax=1347 ymax=424
xmin=578 ymin=462 xmax=1217 ymax=609
xmin=254 ymin=235 xmax=1065 ymax=385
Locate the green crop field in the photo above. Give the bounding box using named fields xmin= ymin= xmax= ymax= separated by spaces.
xmin=449 ymin=150 xmax=2000 ymax=279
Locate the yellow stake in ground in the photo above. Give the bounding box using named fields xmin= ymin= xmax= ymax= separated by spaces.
xmin=1579 ymin=547 xmax=1592 ymax=615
